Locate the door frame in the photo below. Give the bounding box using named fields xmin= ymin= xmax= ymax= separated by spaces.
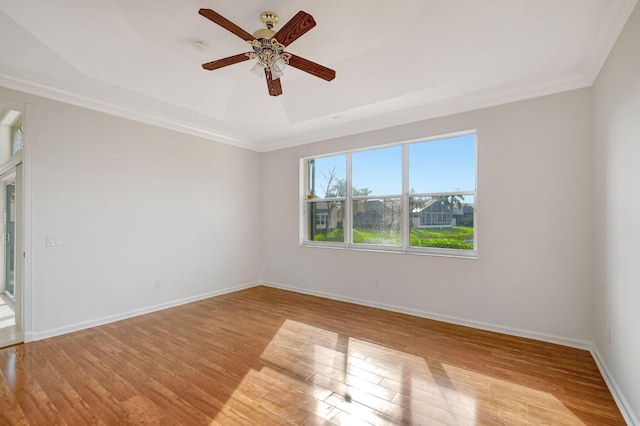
xmin=0 ymin=166 xmax=20 ymax=338
xmin=0 ymin=97 xmax=32 ymax=344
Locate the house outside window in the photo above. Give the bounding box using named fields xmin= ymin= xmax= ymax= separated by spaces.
xmin=315 ymin=213 xmax=328 ymax=228
xmin=411 ymin=199 xmax=453 ymax=227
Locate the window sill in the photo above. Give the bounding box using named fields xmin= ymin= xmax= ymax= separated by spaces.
xmin=300 ymin=242 xmax=477 ymax=259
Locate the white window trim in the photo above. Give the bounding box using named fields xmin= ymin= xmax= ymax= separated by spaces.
xmin=299 ymin=130 xmax=478 ymax=258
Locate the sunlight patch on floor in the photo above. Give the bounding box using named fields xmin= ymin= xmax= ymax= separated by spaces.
xmin=210 ymin=319 xmax=587 ymax=424
xmin=0 ymin=317 xmax=15 ymax=328
xmin=0 ymin=293 xmax=17 ymax=347
xmin=212 ymin=319 xmax=477 ymax=424
xmin=440 ymin=363 xmax=583 ymax=424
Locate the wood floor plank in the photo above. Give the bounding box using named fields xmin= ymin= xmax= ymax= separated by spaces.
xmin=0 ymin=286 xmax=626 ymax=425
xmin=0 ymin=367 xmax=29 ymax=425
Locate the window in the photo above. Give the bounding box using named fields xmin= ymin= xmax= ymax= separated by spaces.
xmin=302 ymin=131 xmax=476 ymax=256
xmin=315 ymin=214 xmax=328 ymax=227
xmin=352 ymin=146 xmax=402 ymax=246
xmin=0 ymin=110 xmax=23 ymax=165
xmin=306 ymin=154 xmax=346 ymax=243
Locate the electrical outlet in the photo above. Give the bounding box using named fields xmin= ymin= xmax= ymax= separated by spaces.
xmin=375 ymin=279 xmax=381 ymax=287
xmin=154 ymin=280 xmax=161 ymax=290
xmin=608 ymin=328 xmax=611 ymax=344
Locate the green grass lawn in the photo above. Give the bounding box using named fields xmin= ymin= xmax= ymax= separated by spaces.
xmin=312 ymin=226 xmax=474 ymax=250
xmin=312 ymin=228 xmax=344 ymax=242
xmin=410 ymin=226 xmax=474 ymax=250
xmin=353 ymin=229 xmax=400 ymax=246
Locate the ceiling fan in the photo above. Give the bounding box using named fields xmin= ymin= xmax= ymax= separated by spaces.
xmin=199 ymin=9 xmax=336 ymax=96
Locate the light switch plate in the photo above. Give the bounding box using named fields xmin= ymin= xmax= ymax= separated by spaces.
xmin=46 ymin=235 xmax=62 ymax=246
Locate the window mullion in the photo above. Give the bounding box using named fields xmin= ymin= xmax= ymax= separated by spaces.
xmin=300 ymin=159 xmax=308 ymax=243
xmin=401 ymin=143 xmax=409 ymax=250
xmin=345 ymin=152 xmax=352 ymax=247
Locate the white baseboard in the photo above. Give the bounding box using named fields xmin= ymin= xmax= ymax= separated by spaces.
xmin=261 ymin=281 xmax=592 ymax=350
xmin=590 ymin=345 xmax=639 ymax=426
xmin=26 ymin=281 xmax=260 ymax=342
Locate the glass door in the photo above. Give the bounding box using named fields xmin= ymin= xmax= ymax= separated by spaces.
xmin=0 ymin=104 xmax=25 ymax=347
xmin=4 ymin=181 xmax=15 ymax=298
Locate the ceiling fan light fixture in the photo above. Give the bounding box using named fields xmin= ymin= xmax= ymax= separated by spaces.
xmin=250 ymin=61 xmax=265 ymax=77
xmin=247 ymin=38 xmax=291 ymax=80
xmin=271 ymin=57 xmax=286 ymax=79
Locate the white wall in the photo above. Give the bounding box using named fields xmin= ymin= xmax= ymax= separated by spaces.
xmin=261 ymin=88 xmax=594 ymax=346
xmin=0 ymin=86 xmax=262 ymax=339
xmin=593 ymin=2 xmax=640 ymax=422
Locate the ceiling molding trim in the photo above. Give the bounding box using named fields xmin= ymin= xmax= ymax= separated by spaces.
xmin=259 ymin=72 xmax=593 ymax=152
xmin=0 ymin=69 xmax=259 ymax=152
xmin=580 ymin=0 xmax=638 ymax=84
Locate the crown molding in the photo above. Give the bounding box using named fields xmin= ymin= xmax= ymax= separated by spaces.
xmin=580 ymin=0 xmax=638 ymax=84
xmin=0 ymin=69 xmax=259 ymax=152
xmin=0 ymin=60 xmax=599 ymax=155
xmin=259 ymin=71 xmax=593 ymax=152
xmin=0 ymin=66 xmax=594 ymax=154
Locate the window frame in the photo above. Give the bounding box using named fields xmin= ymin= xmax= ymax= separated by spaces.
xmin=299 ymin=130 xmax=477 ymax=258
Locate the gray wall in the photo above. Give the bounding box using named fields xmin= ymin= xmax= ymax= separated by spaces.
xmin=0 ymin=86 xmax=262 ymax=339
xmin=593 ymin=3 xmax=640 ymax=421
xmin=261 ymin=88 xmax=594 ymax=347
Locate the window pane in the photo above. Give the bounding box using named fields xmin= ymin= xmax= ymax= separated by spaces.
xmin=409 ymin=134 xmax=475 ymax=193
xmin=0 ymin=110 xmax=23 ymax=166
xmin=352 ymin=146 xmax=402 ymax=196
xmin=307 ymin=200 xmax=345 ymax=242
xmin=307 ymin=154 xmax=346 ymax=198
xmin=353 ymin=198 xmax=401 ymax=246
xmin=409 ymin=195 xmax=475 ymax=250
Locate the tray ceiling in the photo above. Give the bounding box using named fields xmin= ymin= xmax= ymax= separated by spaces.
xmin=0 ymin=0 xmax=636 ymax=151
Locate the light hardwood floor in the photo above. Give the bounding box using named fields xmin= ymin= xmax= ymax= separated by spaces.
xmin=0 ymin=286 xmax=625 ymax=425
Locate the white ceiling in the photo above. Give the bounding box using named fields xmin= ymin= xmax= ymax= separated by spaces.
xmin=0 ymin=0 xmax=636 ymax=151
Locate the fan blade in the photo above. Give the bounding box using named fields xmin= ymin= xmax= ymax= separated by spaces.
xmin=272 ymin=11 xmax=316 ymax=47
xmin=202 ymin=53 xmax=250 ymax=71
xmin=199 ymin=9 xmax=255 ymax=41
xmin=288 ymin=54 xmax=335 ymax=81
xmin=265 ymin=69 xmax=283 ymax=96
